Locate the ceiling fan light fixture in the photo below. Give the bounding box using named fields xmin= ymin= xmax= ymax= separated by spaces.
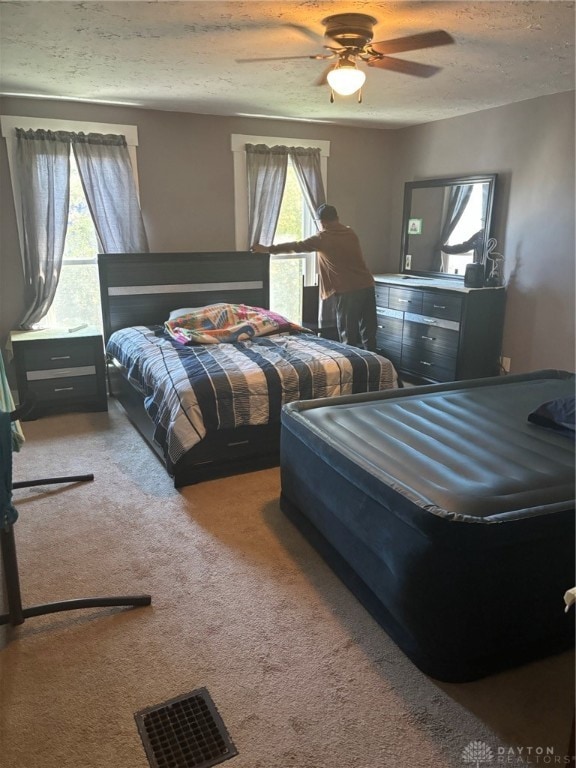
xmin=327 ymin=60 xmax=366 ymax=96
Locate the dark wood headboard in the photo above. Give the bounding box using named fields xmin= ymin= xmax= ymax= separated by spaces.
xmin=98 ymin=251 xmax=270 ymax=340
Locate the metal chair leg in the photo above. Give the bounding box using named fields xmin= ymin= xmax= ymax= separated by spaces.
xmin=1 ymin=474 xmax=151 ymax=628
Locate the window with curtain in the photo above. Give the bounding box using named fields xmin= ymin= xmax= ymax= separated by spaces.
xmin=270 ymin=158 xmax=315 ymax=322
xmin=42 ymin=155 xmax=102 ymax=330
xmin=231 ymin=134 xmax=330 ymax=324
xmin=442 ymin=184 xmax=486 ymax=274
xmin=1 ymin=116 xmax=147 ymax=332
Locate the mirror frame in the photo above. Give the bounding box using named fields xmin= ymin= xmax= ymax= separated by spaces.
xmin=400 ymin=173 xmax=498 ymax=280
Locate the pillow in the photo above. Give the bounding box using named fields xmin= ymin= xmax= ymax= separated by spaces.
xmin=165 ymin=303 xmax=306 ymax=345
xmin=527 ymin=396 xmax=575 ymax=435
xmin=168 ymin=308 xmax=197 ymax=321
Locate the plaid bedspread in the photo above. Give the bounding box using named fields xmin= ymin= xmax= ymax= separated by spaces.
xmin=106 ymin=326 xmax=397 ymax=466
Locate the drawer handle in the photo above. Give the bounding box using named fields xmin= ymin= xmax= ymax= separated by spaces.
xmin=421 ymin=335 xmax=436 ymax=341
xmin=50 ymin=355 xmax=71 ymax=361
xmin=433 ymin=304 xmax=446 ymax=310
xmin=53 ymin=386 xmax=75 ymax=392
xmin=419 ymin=361 xmax=432 ymax=366
xmin=398 ymin=299 xmax=410 ymax=303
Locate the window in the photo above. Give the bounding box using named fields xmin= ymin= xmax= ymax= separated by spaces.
xmin=270 ymin=159 xmax=316 ymax=322
xmin=231 ymin=134 xmax=329 ymax=324
xmin=443 ymin=184 xmax=485 ymax=275
xmin=1 ymin=115 xmax=140 ymax=331
xmin=42 ymin=157 xmax=102 ymax=330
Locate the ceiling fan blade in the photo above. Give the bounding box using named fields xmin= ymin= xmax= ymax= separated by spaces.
xmin=314 ymin=62 xmax=336 ymax=87
xmin=370 ymin=30 xmax=454 ymax=56
xmin=236 ymin=53 xmax=331 ymax=63
xmin=285 ymin=23 xmax=325 ymax=46
xmin=367 ymin=56 xmax=442 ymax=78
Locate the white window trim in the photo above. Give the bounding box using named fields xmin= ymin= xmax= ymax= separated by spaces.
xmin=230 ymin=133 xmax=330 ymax=252
xmin=0 ymin=115 xmax=140 ymax=263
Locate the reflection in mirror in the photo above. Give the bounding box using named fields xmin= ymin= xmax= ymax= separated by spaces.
xmin=401 ymin=175 xmax=497 ymax=279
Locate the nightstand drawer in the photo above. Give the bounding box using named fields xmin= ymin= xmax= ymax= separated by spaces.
xmin=26 ymin=365 xmax=97 ymax=381
xmin=26 ymin=373 xmax=100 ymax=401
xmin=21 ymin=341 xmax=97 ymax=371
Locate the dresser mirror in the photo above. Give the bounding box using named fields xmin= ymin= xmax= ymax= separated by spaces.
xmin=400 ymin=174 xmax=497 ymax=279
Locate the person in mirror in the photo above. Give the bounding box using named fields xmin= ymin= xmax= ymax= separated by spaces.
xmin=441 ymin=229 xmax=485 ymax=262
xmin=251 ymin=204 xmax=377 ymax=351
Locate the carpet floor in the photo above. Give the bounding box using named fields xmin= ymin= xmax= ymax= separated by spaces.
xmin=0 ymin=400 xmax=574 ymax=768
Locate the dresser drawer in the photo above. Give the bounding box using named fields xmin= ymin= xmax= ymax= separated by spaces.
xmin=376 ymin=332 xmax=402 ymax=364
xmin=400 ymin=347 xmax=457 ymax=382
xmin=374 ymin=284 xmax=390 ymax=308
xmin=21 ymin=340 xmax=99 ymax=371
xmin=376 ymin=309 xmax=403 ymax=360
xmin=402 ymin=320 xmax=459 ymax=358
xmin=422 ymin=291 xmax=463 ymax=322
xmin=376 ymin=307 xmax=403 ymax=331
xmin=388 ymin=287 xmax=423 ymax=314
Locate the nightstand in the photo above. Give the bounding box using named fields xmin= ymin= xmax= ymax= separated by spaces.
xmin=10 ymin=327 xmax=108 ymax=420
xmin=302 ymin=284 xmax=339 ymax=340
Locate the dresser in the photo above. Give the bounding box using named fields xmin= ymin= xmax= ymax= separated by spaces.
xmin=373 ymin=274 xmax=506 ymax=383
xmin=10 ymin=327 xmax=108 ymax=420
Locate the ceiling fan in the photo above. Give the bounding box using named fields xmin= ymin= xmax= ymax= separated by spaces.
xmin=237 ymin=13 xmax=455 ymax=102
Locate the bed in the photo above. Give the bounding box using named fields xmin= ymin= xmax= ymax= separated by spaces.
xmin=279 ymin=370 xmax=575 ymax=682
xmin=98 ymin=251 xmax=397 ymax=486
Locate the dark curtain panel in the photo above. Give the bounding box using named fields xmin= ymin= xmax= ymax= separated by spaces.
xmin=72 ymin=132 xmax=149 ymax=253
xmin=246 ymin=143 xmax=288 ymax=247
xmin=433 ymin=184 xmax=473 ymax=271
xmin=15 ymin=128 xmax=71 ymax=328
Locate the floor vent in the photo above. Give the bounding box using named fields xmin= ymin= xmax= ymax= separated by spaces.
xmin=134 ymin=687 xmax=238 ymax=768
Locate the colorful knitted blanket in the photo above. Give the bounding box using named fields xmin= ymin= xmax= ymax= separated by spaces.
xmin=165 ymin=303 xmax=306 ymax=345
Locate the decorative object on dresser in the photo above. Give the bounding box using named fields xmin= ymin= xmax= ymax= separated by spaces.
xmin=10 ymin=327 xmax=108 ymax=420
xmin=374 ymin=274 xmax=505 ymax=383
xmin=485 ymin=237 xmax=505 ymax=287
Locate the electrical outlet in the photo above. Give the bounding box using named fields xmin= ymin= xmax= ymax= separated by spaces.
xmin=405 ymin=254 xmax=412 ymax=270
xmin=501 ymin=356 xmax=511 ymax=373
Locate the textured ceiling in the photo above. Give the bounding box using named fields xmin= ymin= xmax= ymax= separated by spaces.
xmin=0 ymin=1 xmax=574 ymax=129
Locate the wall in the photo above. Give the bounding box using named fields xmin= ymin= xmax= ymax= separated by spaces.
xmin=0 ymin=96 xmax=391 ymax=345
xmin=1 ymin=91 xmax=574 ymax=375
xmin=405 ymin=185 xmax=446 ymax=273
xmin=385 ymin=91 xmax=575 ymax=373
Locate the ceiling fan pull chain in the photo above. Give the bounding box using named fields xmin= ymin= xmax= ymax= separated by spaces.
xmin=358 ymin=88 xmax=363 ymax=104
xmin=330 ymin=89 xmax=335 ymax=104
